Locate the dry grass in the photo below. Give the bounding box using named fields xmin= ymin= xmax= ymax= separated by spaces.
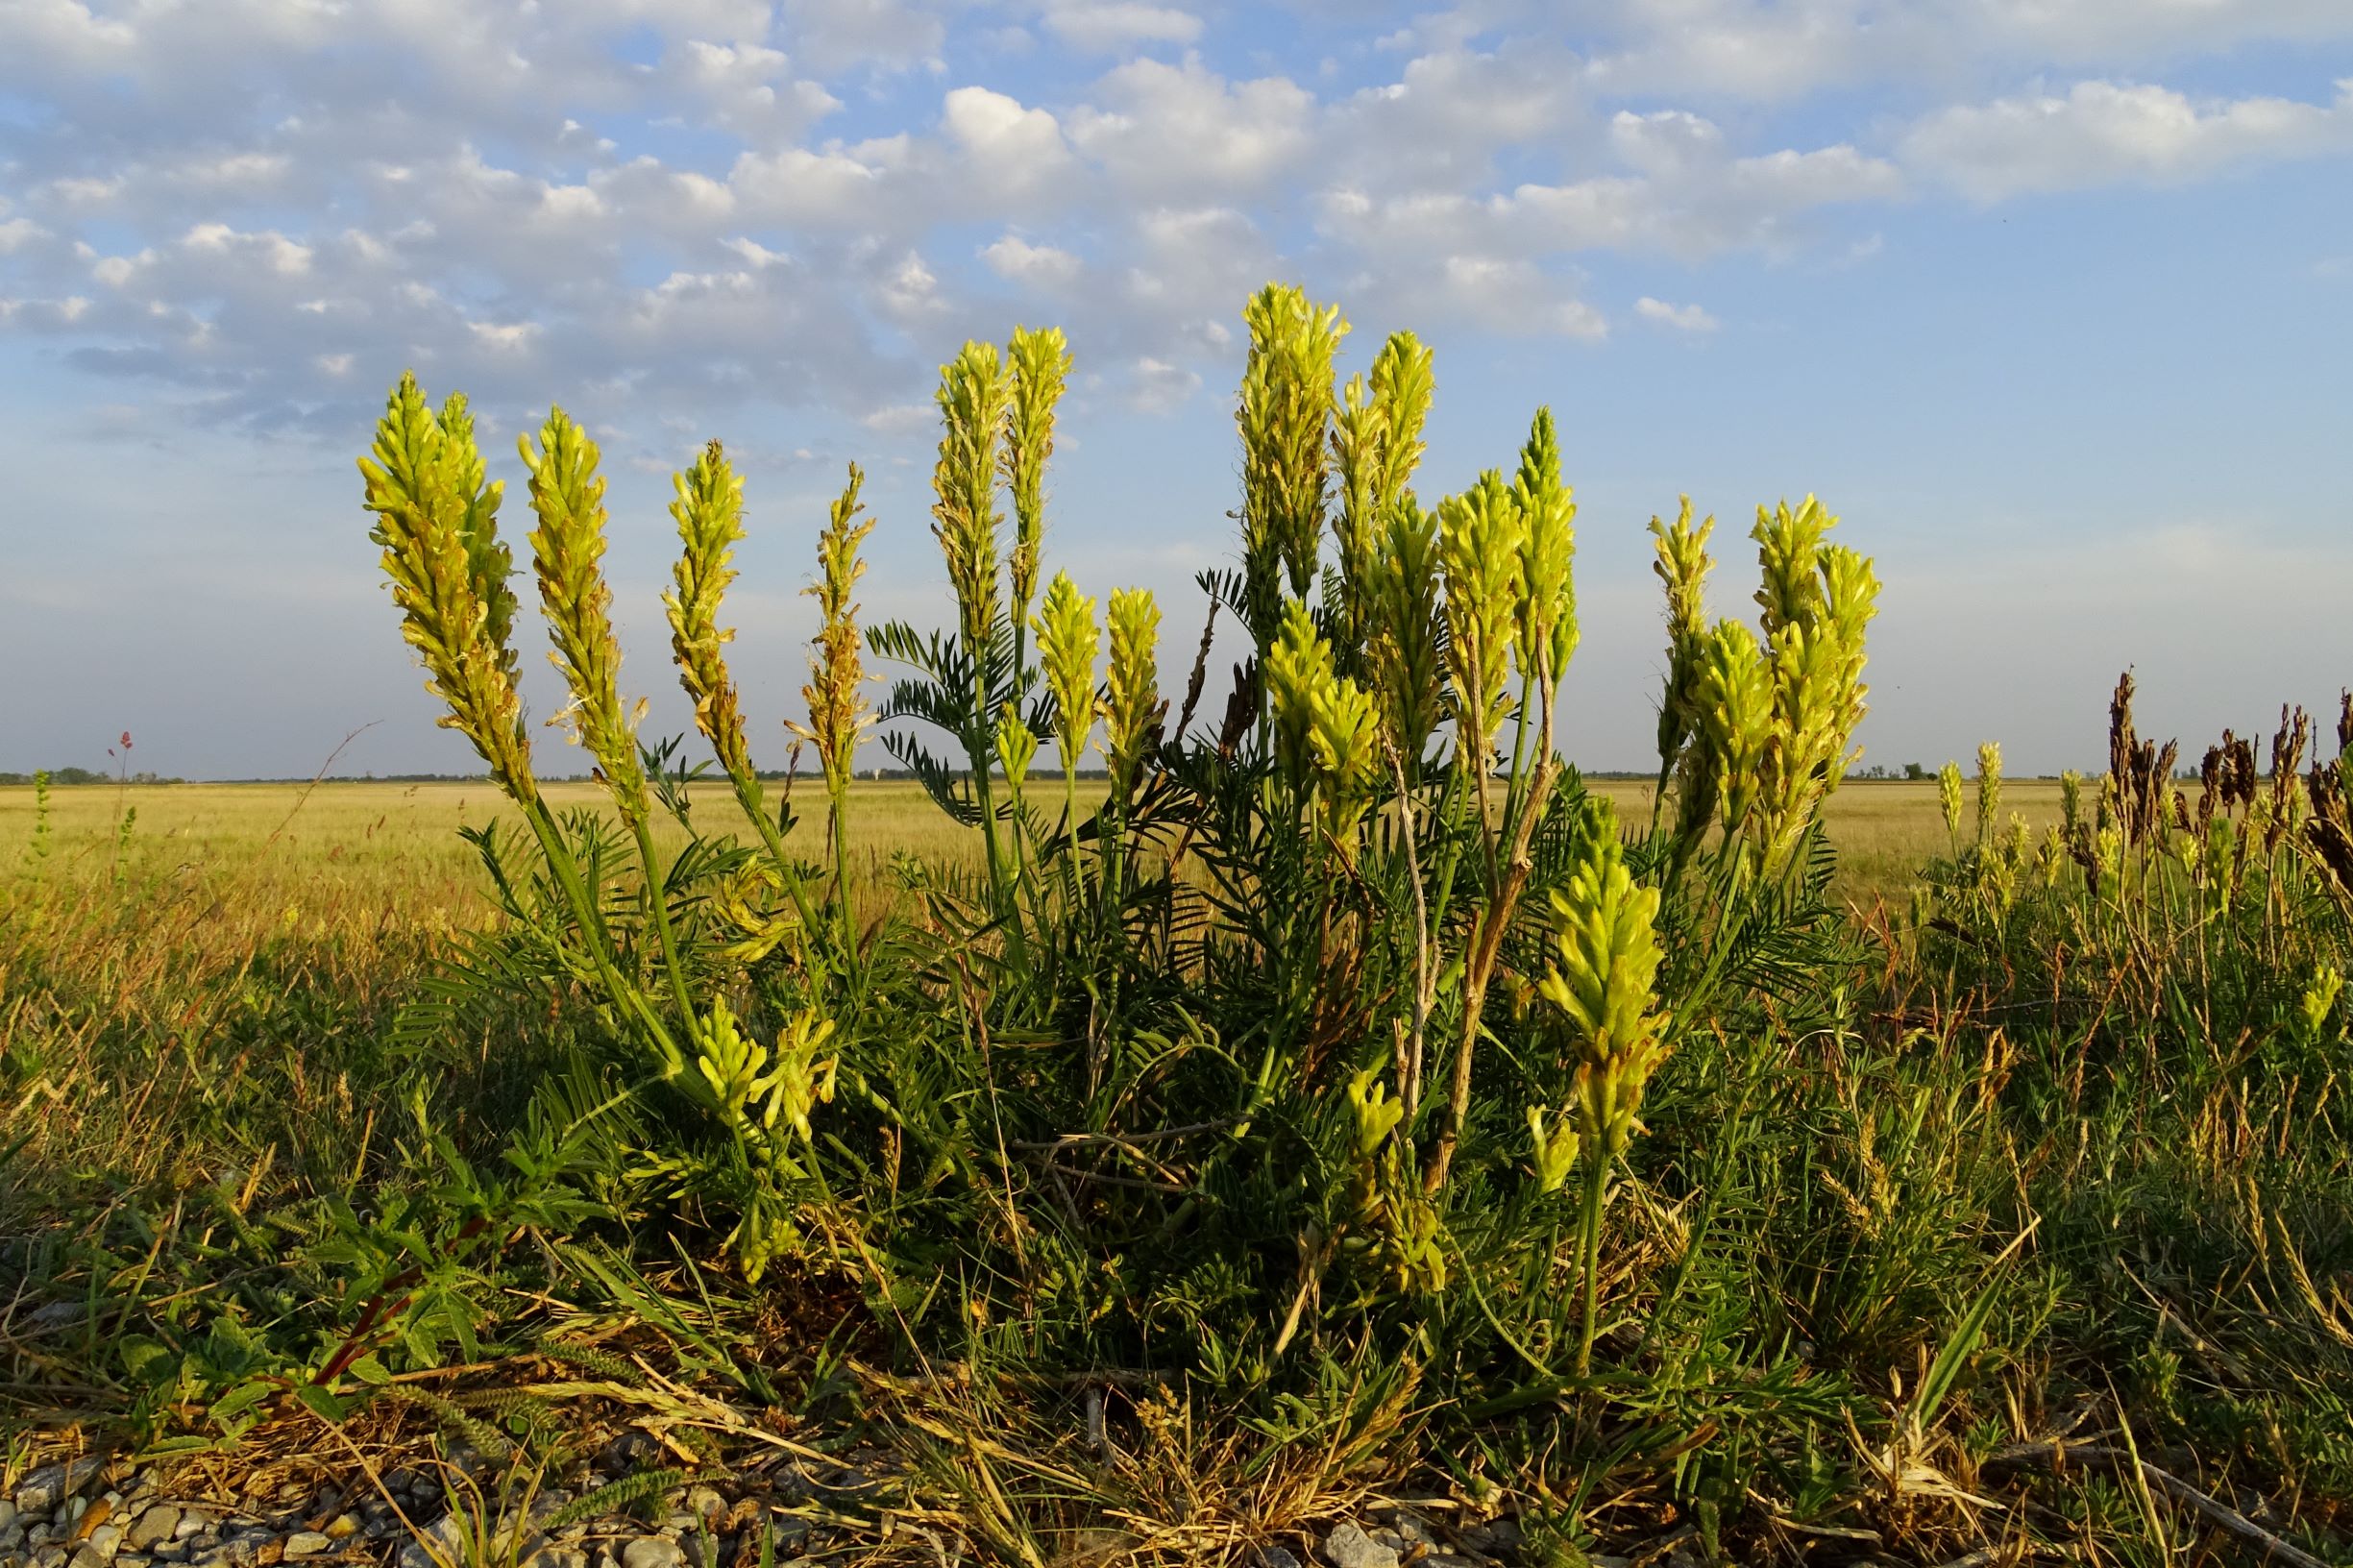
xmin=0 ymin=774 xmax=2024 ymax=932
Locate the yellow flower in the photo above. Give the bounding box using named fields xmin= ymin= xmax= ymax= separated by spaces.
xmin=1036 ymin=572 xmax=1099 ymax=774
xmin=1438 ymin=471 xmax=1525 ymax=769
xmin=1526 ymin=1105 xmax=1580 ymax=1194
xmin=1346 ymin=1066 xmax=1405 ymax=1158
xmin=1101 ymin=588 xmax=1163 ymax=796
xmin=1538 ymin=822 xmax=1670 ymax=1164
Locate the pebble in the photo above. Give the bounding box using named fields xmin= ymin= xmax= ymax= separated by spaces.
xmin=19 ymin=1464 xmax=109 ymax=1515
xmin=622 ymin=1537 xmax=686 ymax=1568
xmin=127 ymin=1507 xmax=183 ymax=1552
xmin=1321 ymin=1523 xmax=1400 ymax=1568
xmin=86 ymin=1521 xmax=126 ymax=1558
xmin=282 ymin=1532 xmax=332 ymax=1557
xmin=1254 ymin=1548 xmax=1302 ymax=1568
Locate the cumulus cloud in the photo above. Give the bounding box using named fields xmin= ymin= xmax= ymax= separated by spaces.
xmin=1042 ymin=1 xmax=1203 ymax=52
xmin=1634 ymin=296 xmax=1718 ymax=331
xmin=1901 ymin=78 xmax=2353 ymax=200
xmin=981 ymin=233 xmax=1085 ymax=286
xmin=2 ymin=0 xmax=2348 ymax=457
xmin=1066 ymin=57 xmax=1318 ymax=200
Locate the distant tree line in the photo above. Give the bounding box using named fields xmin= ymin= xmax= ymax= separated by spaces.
xmin=0 ymin=768 xmax=184 ymax=786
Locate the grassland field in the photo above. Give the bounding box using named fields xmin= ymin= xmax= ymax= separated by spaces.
xmin=0 ymin=774 xmax=2043 ymax=937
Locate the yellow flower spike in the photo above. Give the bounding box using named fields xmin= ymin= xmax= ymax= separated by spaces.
xmin=1438 ymin=471 xmax=1526 ymax=770
xmin=1308 ymin=672 xmax=1382 ymax=855
xmin=1752 ymin=494 xmax=1832 ymax=639
xmin=1238 ymin=283 xmax=1348 ymax=642
xmin=1690 ymin=620 xmax=1769 ymax=840
xmin=1265 ymin=598 xmax=1382 ymax=852
xmin=1036 ymin=572 xmax=1099 ymax=772
xmin=994 ymin=702 xmax=1039 ymax=792
xmin=770 ymin=1007 xmax=840 ymax=1142
xmin=1364 ymin=498 xmax=1444 ymax=774
xmin=1815 ymin=543 xmax=1878 ymax=790
xmin=1527 ymin=1105 xmax=1580 ymax=1194
xmin=1976 ymin=741 xmax=2004 ymax=847
xmin=1368 ymin=331 xmax=1434 ymax=507
xmin=2061 ymin=770 xmax=2084 ymax=835
xmin=1511 ymin=407 xmax=1578 ymax=689
xmin=2302 ymin=965 xmax=2344 ymax=1040
xmin=1538 ymin=827 xmax=1670 ymax=1142
xmin=359 ymin=376 xmax=537 ymax=804
xmin=1539 ymin=817 xmax=1669 ymax=1369
xmin=521 ymin=407 xmax=649 ymax=821
xmin=1650 ymin=498 xmax=1716 ymax=779
xmin=1003 ymin=325 xmax=1072 ymax=627
xmin=695 ymin=998 xmax=767 ymax=1122
xmin=933 ymin=340 xmax=1015 ymax=652
xmin=664 ymin=439 xmax=752 ymax=780
xmin=1330 ymin=331 xmax=1435 ymax=632
xmin=2039 ymin=823 xmax=2068 ymax=887
xmin=1939 ymin=761 xmax=1966 ymax=842
xmin=1101 ymin=587 xmax=1163 ymax=797
xmin=1346 ymin=1066 xmax=1405 ymax=1159
xmin=788 ymin=466 xmax=877 ymax=806
xmin=1332 ymin=371 xmax=1385 ymax=606
xmin=1264 ymin=598 xmax=1330 ymax=793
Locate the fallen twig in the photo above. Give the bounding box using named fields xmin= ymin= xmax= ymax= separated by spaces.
xmin=1986 ymin=1442 xmax=2329 ymax=1568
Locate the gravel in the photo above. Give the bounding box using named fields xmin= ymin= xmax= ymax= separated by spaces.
xmin=7 ymin=1447 xmax=1539 ymax=1568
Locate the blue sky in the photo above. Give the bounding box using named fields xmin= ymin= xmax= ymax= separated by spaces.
xmin=1 ymin=0 xmax=2349 ymax=780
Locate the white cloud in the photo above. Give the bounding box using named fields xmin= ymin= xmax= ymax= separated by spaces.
xmin=1635 ymin=296 xmax=1719 ymax=332
xmin=1042 ymin=1 xmax=1202 ymax=52
xmin=3 ymin=0 xmax=2344 ymax=462
xmin=1902 ymin=78 xmax=2353 ymax=200
xmin=1068 ymin=58 xmax=1316 ymax=200
xmin=981 ymin=234 xmax=1084 ymax=286
xmin=942 ymin=85 xmax=1080 ymax=201
xmin=1127 ymin=355 xmax=1201 ymax=411
xmin=663 ymin=40 xmax=840 ymax=143
xmin=184 ymin=223 xmax=313 ymax=276
xmin=1578 ymin=0 xmax=2353 ymax=103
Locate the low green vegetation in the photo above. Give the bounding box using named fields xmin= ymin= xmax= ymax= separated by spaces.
xmin=2 ymin=285 xmax=2346 ymax=1567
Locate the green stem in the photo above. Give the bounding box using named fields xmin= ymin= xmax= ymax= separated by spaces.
xmin=629 ymin=811 xmax=702 ymax=1047
xmin=1062 ymin=760 xmax=1083 ymax=912
xmin=730 ymin=768 xmax=823 ymax=953
xmin=518 ymin=795 xmax=683 ymax=1077
xmin=1575 ymin=1145 xmax=1609 ymax=1376
xmin=829 ymin=772 xmax=860 ymax=988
